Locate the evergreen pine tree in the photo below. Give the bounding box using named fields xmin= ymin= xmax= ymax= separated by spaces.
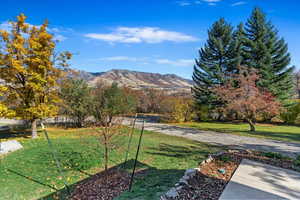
xmin=243 ymin=7 xmax=294 ymax=101
xmin=231 ymin=23 xmax=245 ymax=69
xmin=192 ymin=18 xmax=236 ymax=108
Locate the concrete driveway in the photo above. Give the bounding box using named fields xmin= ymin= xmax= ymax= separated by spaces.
xmin=127 ymin=119 xmax=300 ymax=158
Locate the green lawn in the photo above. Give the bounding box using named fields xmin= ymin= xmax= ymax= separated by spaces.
xmin=175 ymin=122 xmax=300 ymax=143
xmin=0 ymin=126 xmax=222 ymax=200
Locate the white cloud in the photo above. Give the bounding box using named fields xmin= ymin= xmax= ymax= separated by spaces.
xmin=99 ymin=56 xmax=146 ymax=62
xmin=175 ymin=1 xmax=192 ymax=6
xmin=84 ymin=27 xmax=198 ymax=44
xmin=155 ymin=59 xmax=194 ymax=67
xmin=202 ymin=0 xmax=222 ymax=5
xmin=202 ymin=0 xmax=221 ymax=2
xmin=231 ymin=1 xmax=246 ymax=6
xmin=53 ymin=34 xmax=67 ymax=41
xmin=175 ymin=0 xmax=204 ymax=6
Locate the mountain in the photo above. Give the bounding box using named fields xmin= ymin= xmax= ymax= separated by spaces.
xmin=78 ymin=69 xmax=193 ymax=93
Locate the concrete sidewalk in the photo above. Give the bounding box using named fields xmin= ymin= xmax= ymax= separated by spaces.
xmin=219 ymin=159 xmax=300 ymax=200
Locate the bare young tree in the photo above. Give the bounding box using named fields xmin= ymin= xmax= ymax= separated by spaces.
xmin=94 ymin=117 xmax=126 ymax=179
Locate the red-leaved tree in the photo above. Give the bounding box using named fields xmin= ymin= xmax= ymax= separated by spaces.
xmin=214 ymin=67 xmax=281 ymax=131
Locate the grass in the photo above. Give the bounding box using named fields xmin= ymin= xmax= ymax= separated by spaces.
xmin=175 ymin=121 xmax=300 ymax=143
xmin=0 ymin=126 xmax=222 ymax=200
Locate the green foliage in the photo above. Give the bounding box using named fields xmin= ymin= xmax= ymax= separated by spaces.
xmin=261 ymin=152 xmax=284 ymax=159
xmin=60 ymin=79 xmax=93 ymax=127
xmin=193 ymin=8 xmax=294 ymax=114
xmin=192 ymin=18 xmax=237 ymax=108
xmin=92 ymin=82 xmax=137 ymax=124
xmin=195 ymin=104 xmax=211 ymax=121
xmin=243 ymin=8 xmax=294 ymax=101
xmin=294 ymin=155 xmax=300 ymax=167
xmin=218 ymin=154 xmax=231 ymax=162
xmin=280 ymin=101 xmax=300 ymax=124
xmin=102 ymin=83 xmax=136 ymax=116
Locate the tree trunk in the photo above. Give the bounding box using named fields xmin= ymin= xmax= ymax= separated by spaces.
xmin=247 ymin=119 xmax=255 ymax=132
xmin=31 ymin=119 xmax=38 ymax=139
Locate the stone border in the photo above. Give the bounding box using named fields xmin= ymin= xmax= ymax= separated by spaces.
xmin=160 ymin=151 xmax=226 ymax=200
xmin=0 ymin=140 xmax=23 ymax=155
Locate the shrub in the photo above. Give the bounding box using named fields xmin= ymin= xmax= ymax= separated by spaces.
xmin=294 ymin=159 xmax=300 ymax=167
xmin=92 ymin=82 xmax=137 ymax=125
xmin=262 ymin=152 xmax=285 ymax=160
xmin=280 ymin=100 xmax=300 ymax=124
xmin=194 ymin=104 xmax=210 ymax=121
xmin=161 ymin=97 xmax=196 ymax=122
xmin=218 ymin=154 xmax=231 ymax=162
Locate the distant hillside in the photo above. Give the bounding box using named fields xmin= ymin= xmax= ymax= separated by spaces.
xmin=77 ymin=69 xmax=193 ymax=93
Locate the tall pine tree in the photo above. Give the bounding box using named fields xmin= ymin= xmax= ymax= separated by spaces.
xmin=243 ymin=7 xmax=294 ymax=101
xmin=192 ymin=18 xmax=237 ymax=108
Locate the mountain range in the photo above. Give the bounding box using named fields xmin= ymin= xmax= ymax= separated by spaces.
xmin=77 ymin=69 xmax=193 ymax=93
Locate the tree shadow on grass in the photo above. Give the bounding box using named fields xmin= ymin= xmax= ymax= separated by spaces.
xmin=6 ymin=168 xmax=59 ymax=191
xmin=0 ymin=124 xmax=37 ymax=140
xmin=146 ymin=141 xmax=221 ymax=159
xmin=37 ymin=160 xmax=185 ymax=200
xmin=0 ymin=130 xmax=33 ymax=140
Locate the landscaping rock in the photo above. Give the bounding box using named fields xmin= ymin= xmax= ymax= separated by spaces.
xmin=0 ymin=140 xmax=23 ymax=155
xmin=213 ymin=151 xmax=226 ymax=157
xmin=200 ymin=155 xmax=214 ymax=165
xmin=165 ymin=187 xmax=178 ymax=198
xmin=228 ymin=149 xmax=240 ymax=153
xmin=218 ymin=168 xmax=226 ymax=174
xmin=179 ymin=177 xmax=188 ymax=185
xmin=184 ymin=168 xmax=197 ymax=177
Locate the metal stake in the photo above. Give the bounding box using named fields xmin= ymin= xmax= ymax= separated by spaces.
xmin=41 ymin=123 xmax=71 ymax=195
xmin=128 ymin=119 xmax=145 ymax=192
xmin=123 ymin=113 xmax=138 ymax=169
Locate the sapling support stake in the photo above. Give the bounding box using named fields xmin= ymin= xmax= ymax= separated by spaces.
xmin=122 ymin=113 xmax=138 ymax=169
xmin=128 ymin=118 xmax=145 ymax=192
xmin=41 ymin=122 xmax=71 ymax=195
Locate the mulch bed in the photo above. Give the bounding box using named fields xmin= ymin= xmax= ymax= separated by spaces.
xmin=69 ymin=150 xmax=300 ymax=200
xmin=70 ymin=168 xmax=130 ymax=200
xmin=172 ymin=150 xmax=300 ymax=200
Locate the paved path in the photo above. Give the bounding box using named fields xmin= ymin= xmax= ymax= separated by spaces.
xmin=220 ymin=159 xmax=300 ymax=200
xmin=129 ymin=120 xmax=300 ymax=158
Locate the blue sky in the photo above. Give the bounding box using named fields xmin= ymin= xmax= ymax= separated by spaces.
xmin=1 ymin=0 xmax=299 ymax=79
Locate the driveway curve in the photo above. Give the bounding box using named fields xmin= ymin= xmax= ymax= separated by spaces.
xmin=128 ymin=120 xmax=300 ymax=158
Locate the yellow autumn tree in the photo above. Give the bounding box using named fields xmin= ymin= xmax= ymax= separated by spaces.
xmin=0 ymin=14 xmax=71 ymax=138
xmin=0 ymin=85 xmax=15 ymax=117
xmin=171 ymin=97 xmax=195 ymax=122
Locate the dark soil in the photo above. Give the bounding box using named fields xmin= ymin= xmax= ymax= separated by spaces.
xmin=70 ymin=168 xmax=130 ymax=200
xmin=172 ymin=150 xmax=300 ymax=200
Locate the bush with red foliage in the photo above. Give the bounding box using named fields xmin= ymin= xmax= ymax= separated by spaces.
xmin=214 ymin=67 xmax=281 ymax=131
